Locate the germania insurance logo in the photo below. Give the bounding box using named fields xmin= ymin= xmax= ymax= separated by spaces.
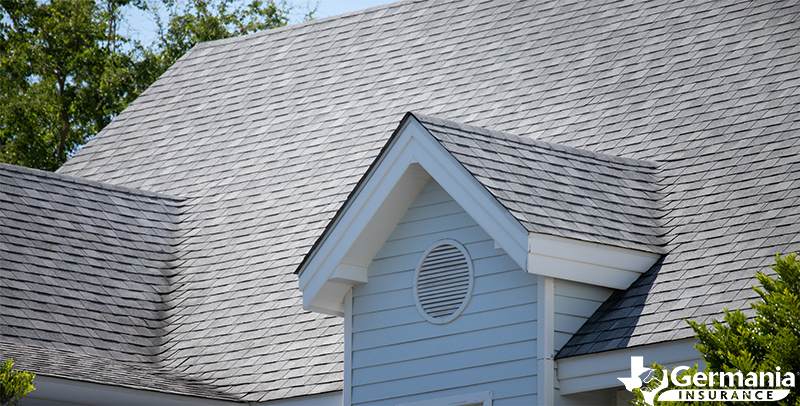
xmin=618 ymin=357 xmax=795 ymax=405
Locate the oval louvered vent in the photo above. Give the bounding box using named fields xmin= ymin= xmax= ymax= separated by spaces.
xmin=413 ymin=239 xmax=474 ymax=324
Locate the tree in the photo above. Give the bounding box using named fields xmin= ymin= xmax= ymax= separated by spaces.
xmin=0 ymin=359 xmax=34 ymax=406
xmin=633 ymin=253 xmax=800 ymax=405
xmin=0 ymin=0 xmax=151 ymax=170
xmin=0 ymin=0 xmax=293 ymax=171
xmin=151 ymin=0 xmax=289 ymax=75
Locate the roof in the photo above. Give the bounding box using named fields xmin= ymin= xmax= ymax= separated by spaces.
xmin=0 ymin=161 xmax=342 ymax=401
xmin=556 ymin=115 xmax=800 ymax=357
xmin=0 ymin=164 xmax=235 ymax=400
xmin=1 ymin=0 xmax=798 ymax=398
xmin=415 ymin=113 xmax=665 ymax=254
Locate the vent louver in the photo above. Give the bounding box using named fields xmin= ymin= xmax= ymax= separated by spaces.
xmin=413 ymin=240 xmax=474 ymax=324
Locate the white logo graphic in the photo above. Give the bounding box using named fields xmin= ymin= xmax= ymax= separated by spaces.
xmin=618 ymin=357 xmax=667 ymax=405
xmin=618 ymin=357 xmax=794 ymax=405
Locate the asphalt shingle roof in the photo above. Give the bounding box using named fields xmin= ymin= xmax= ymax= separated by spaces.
xmin=1 ymin=0 xmax=798 ymax=398
xmin=0 ymin=164 xmax=235 ymax=400
xmin=415 ymin=113 xmax=665 ymax=254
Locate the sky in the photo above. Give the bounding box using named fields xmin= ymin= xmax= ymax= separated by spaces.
xmin=123 ymin=0 xmax=397 ymax=46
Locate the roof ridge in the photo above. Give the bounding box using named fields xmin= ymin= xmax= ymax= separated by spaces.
xmin=410 ymin=112 xmax=660 ymax=171
xmin=194 ymin=0 xmax=428 ymax=49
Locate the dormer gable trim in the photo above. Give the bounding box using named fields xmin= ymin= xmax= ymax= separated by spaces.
xmin=297 ymin=113 xmax=528 ymax=315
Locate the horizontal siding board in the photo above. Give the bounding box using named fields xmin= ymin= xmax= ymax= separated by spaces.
xmin=555 ymin=279 xmax=613 ymax=301
xmin=555 ymin=313 xmax=590 ymax=335
xmin=354 ymin=283 xmax=537 ymax=332
xmin=351 ymin=304 xmax=419 ymax=332
xmin=388 ymin=211 xmax=476 ymax=242
xmin=352 ymin=359 xmax=537 ymax=405
xmin=353 ymin=288 xmax=412 ymax=314
xmin=406 ymin=184 xmax=453 ymax=208
xmin=495 ymin=395 xmax=538 ymax=405
xmin=354 ymin=376 xmax=538 ymax=406
xmin=352 ymin=322 xmax=537 ymax=368
xmin=351 ymin=179 xmax=537 ymax=404
xmin=352 ymin=301 xmax=536 ymax=350
xmin=461 ymin=239 xmax=505 ymax=262
xmin=353 ymin=269 xmax=414 ymax=297
xmin=400 ymin=200 xmax=466 ymax=223
xmin=554 ymin=295 xmax=605 ymax=317
xmin=471 ymin=254 xmax=524 ymax=278
xmin=352 ymin=340 xmax=535 ymax=386
xmin=473 ymin=269 xmax=537 ymax=295
xmin=374 ymin=225 xmax=486 ymax=259
xmin=363 ymin=252 xmax=419 ymax=276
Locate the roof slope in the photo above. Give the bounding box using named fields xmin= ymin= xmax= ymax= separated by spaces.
xmin=557 ymin=125 xmax=800 ymax=357
xmin=36 ymin=0 xmax=800 ymax=378
xmin=415 ymin=113 xmax=665 ymax=254
xmin=0 ymin=164 xmax=234 ymax=400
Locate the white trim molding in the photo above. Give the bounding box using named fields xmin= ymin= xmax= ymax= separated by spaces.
xmin=343 ymin=288 xmax=354 ymax=406
xmin=537 ymin=275 xmax=555 ymax=406
xmin=557 ymin=338 xmax=703 ymax=395
xmin=528 ymin=233 xmax=660 ymax=290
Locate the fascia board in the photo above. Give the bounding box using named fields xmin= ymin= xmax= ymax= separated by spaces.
xmin=527 ymin=233 xmax=661 ymax=289
xmin=406 ymin=119 xmax=529 ymax=271
xmin=298 ymin=121 xmax=416 ymax=293
xmin=28 ymin=375 xmax=240 ymax=406
xmin=300 ymin=134 xmax=418 ymax=314
xmin=557 ymin=338 xmax=702 ymax=395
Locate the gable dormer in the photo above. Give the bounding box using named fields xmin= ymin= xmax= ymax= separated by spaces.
xmin=298 ymin=113 xmax=662 ymax=316
xmin=296 ymin=112 xmax=663 ymax=405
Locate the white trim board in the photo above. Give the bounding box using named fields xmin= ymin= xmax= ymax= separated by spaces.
xmin=557 ymin=338 xmax=703 ymax=395
xmin=528 ymin=233 xmax=660 ymax=290
xmin=25 ymin=375 xmax=240 ymax=406
xmin=537 ymin=275 xmax=555 ymax=406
